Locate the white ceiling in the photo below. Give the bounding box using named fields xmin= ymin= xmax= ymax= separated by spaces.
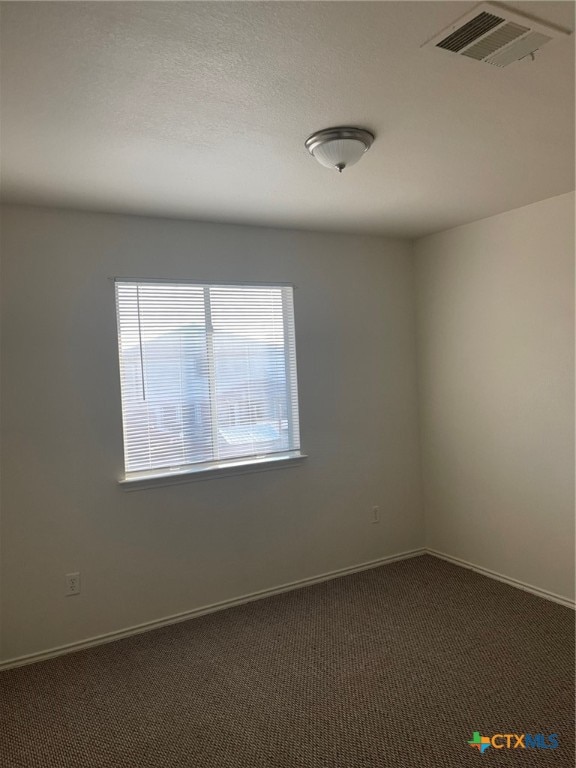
xmin=1 ymin=1 xmax=574 ymax=238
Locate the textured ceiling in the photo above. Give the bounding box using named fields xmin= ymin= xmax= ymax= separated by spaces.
xmin=1 ymin=1 xmax=574 ymax=238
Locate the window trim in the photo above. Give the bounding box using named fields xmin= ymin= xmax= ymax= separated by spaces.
xmin=113 ymin=277 xmax=303 ymax=485
xmin=118 ymin=451 xmax=308 ymax=491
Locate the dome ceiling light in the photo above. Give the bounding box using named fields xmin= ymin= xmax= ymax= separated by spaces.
xmin=305 ymin=126 xmax=375 ymax=173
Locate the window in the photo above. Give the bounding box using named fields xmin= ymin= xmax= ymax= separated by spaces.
xmin=115 ymin=280 xmax=302 ymax=482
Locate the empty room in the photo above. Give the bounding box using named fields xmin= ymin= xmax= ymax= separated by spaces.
xmin=0 ymin=1 xmax=574 ymax=766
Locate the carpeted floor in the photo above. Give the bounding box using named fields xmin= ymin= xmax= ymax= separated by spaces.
xmin=0 ymin=555 xmax=574 ymax=767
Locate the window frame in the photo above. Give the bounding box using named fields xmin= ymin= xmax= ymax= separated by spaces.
xmin=113 ymin=277 xmax=306 ymax=488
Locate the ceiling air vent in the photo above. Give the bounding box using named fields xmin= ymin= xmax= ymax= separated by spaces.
xmin=423 ymin=3 xmax=571 ymax=67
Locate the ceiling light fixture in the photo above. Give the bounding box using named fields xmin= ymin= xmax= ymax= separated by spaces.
xmin=305 ymin=126 xmax=375 ymax=173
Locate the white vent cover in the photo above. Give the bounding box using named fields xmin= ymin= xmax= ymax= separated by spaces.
xmin=423 ymin=3 xmax=570 ymax=67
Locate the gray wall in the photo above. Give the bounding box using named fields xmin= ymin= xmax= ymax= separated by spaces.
xmin=415 ymin=192 xmax=575 ymax=602
xmin=0 ymin=205 xmax=424 ymax=661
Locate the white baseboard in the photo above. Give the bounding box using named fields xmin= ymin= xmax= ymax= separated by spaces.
xmin=3 ymin=546 xmax=571 ymax=671
xmin=0 ymin=548 xmax=425 ymax=672
xmin=426 ymin=548 xmax=575 ymax=609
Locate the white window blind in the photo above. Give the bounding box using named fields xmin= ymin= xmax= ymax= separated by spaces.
xmin=115 ymin=280 xmax=301 ymax=480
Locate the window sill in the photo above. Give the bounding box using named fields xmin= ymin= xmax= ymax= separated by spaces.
xmin=118 ymin=452 xmax=308 ymax=492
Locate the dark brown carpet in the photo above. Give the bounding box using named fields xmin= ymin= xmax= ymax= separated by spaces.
xmin=1 ymin=555 xmax=574 ymax=767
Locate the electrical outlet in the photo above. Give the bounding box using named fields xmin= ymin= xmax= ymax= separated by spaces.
xmin=371 ymin=506 xmax=380 ymax=524
xmin=66 ymin=572 xmax=81 ymax=596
